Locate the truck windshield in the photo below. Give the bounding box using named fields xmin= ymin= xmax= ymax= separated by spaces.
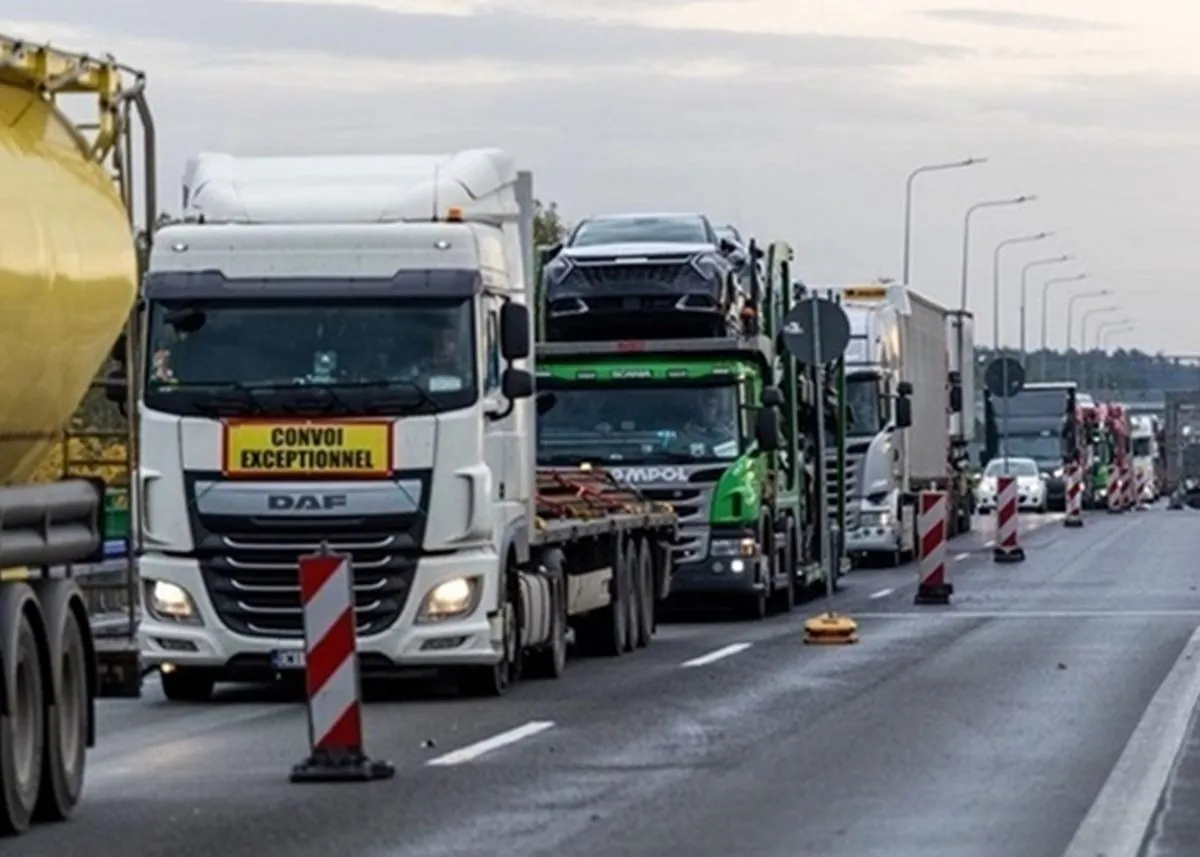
xmin=537 ymin=384 xmax=741 ymax=465
xmin=845 ymin=375 xmax=884 ymax=436
xmin=1132 ymin=437 xmax=1152 ymax=456
xmin=143 ymin=297 xmax=476 ymax=415
xmin=1006 ymin=389 xmax=1070 ymax=418
xmin=1003 ymin=434 xmax=1062 ymax=462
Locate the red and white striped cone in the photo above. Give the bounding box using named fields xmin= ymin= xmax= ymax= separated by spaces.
xmin=1123 ymin=464 xmax=1135 ymax=510
xmin=993 ymin=474 xmax=1025 ymax=563
xmin=1107 ymin=469 xmax=1124 ymax=514
xmin=1135 ymin=469 xmax=1149 ymax=510
xmin=915 ymin=490 xmax=952 ymax=604
xmin=291 ymin=545 xmax=394 ymax=783
xmin=1064 ymin=463 xmax=1084 ymax=528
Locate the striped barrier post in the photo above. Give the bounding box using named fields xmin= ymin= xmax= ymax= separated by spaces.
xmin=291 ymin=544 xmax=394 ymax=783
xmin=1107 ymin=469 xmax=1124 ymax=514
xmin=1135 ymin=468 xmax=1149 ymax=510
xmin=1064 ymin=463 xmax=1084 ymax=528
xmin=993 ymin=474 xmax=1025 ymax=563
xmin=915 ymin=490 xmax=952 ymax=604
xmin=1123 ymin=464 xmax=1135 ymax=510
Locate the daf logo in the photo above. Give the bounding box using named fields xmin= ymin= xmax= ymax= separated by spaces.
xmin=267 ymin=493 xmax=347 ymax=511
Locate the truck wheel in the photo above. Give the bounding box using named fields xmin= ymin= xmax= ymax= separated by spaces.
xmin=525 ymin=553 xmax=567 ymax=680
xmin=594 ymin=541 xmax=629 ymax=657
xmin=160 ymin=669 xmax=215 ymax=703
xmin=622 ymin=540 xmax=638 ymax=653
xmin=633 ymin=538 xmax=654 ymax=648
xmin=458 ymin=578 xmax=520 ymax=697
xmin=0 ymin=608 xmax=46 ymax=836
xmin=771 ymin=520 xmax=795 ymax=613
xmin=33 ymin=584 xmax=88 ymax=824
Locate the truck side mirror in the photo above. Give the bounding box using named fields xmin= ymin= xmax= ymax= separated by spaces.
xmin=895 ymin=395 xmax=913 ymax=429
xmin=897 ymin=380 xmax=914 ymax=396
xmin=104 ymin=370 xmax=128 ymax=416
xmin=110 ymin=332 xmax=128 ymax=362
xmin=761 ymin=386 xmax=784 ymax=408
xmin=755 ymin=407 xmax=781 ymax=453
xmin=501 ymin=368 xmax=534 ymax=400
xmin=949 ymin=385 xmax=963 ymax=413
xmin=500 ymin=303 xmax=531 ymax=360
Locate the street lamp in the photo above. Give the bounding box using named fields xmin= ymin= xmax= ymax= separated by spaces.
xmin=1091 ymin=319 xmax=1130 ymax=390
xmin=958 ymin=194 xmax=1037 ymax=311
xmin=1100 ymin=324 xmax=1135 ymax=390
xmin=1019 ymin=255 xmax=1071 ymax=358
xmin=1066 ymin=290 xmax=1111 ymax=380
xmin=1081 ymin=306 xmax=1119 ymax=352
xmin=902 ymin=157 xmax=986 ymax=284
xmin=992 ymin=232 xmax=1052 ymax=350
xmin=1039 ymin=273 xmax=1087 ymax=378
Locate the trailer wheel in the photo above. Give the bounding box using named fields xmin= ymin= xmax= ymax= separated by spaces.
xmin=633 ymin=538 xmax=654 ymax=648
xmin=770 ymin=519 xmax=795 ymax=613
xmin=32 ymin=583 xmax=88 ymax=824
xmin=0 ymin=594 xmax=46 ymax=837
xmin=622 ymin=539 xmax=639 ymax=653
xmin=457 ymin=571 xmax=521 ymax=697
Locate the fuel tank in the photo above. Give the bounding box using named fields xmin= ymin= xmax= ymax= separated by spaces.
xmin=0 ymin=82 xmax=137 ymax=484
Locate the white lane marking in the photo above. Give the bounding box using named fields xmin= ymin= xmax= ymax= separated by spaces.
xmin=680 ymin=642 xmax=752 ymax=667
xmin=869 ymin=588 xmax=894 ymax=599
xmin=426 ymin=720 xmax=555 ymax=766
xmin=984 ymin=539 xmax=995 ymax=547
xmin=954 ymin=552 xmax=970 ymax=561
xmin=1063 ymin=625 xmax=1200 ymax=857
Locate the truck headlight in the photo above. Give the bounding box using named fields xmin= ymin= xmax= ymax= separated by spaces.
xmin=543 ymin=255 xmax=574 ymax=284
xmin=859 ymin=512 xmax=893 ymax=528
xmin=143 ymin=579 xmax=202 ymax=625
xmin=417 ymin=576 xmax=481 ymax=622
xmin=711 ymin=537 xmax=757 ymax=557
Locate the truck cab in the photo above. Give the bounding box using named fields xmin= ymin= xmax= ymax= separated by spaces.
xmin=123 ymin=149 xmax=541 ymax=700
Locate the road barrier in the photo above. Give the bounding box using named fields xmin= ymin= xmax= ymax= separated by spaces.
xmin=1064 ymin=463 xmax=1084 ymax=528
xmin=290 ymin=545 xmax=394 ymax=783
xmin=993 ymin=475 xmax=1025 ymax=563
xmin=1134 ymin=468 xmax=1149 ymax=511
xmin=915 ymin=490 xmax=952 ymax=604
xmin=1107 ymin=469 xmax=1124 ymax=514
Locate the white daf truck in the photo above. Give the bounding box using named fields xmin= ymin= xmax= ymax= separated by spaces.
xmin=819 ymin=283 xmax=967 ymax=566
xmin=113 ymin=149 xmax=676 ymax=700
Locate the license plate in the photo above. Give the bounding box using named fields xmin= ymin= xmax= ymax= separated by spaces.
xmin=269 ymin=649 xmax=306 ymax=670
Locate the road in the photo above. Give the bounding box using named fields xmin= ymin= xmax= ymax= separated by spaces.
xmin=11 ymin=508 xmax=1200 ymax=857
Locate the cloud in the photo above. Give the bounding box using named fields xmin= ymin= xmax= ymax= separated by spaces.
xmin=919 ymin=8 xmax=1119 ymax=33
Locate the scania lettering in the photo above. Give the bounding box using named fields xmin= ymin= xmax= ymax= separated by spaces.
xmin=112 ymin=149 xmax=678 ymax=702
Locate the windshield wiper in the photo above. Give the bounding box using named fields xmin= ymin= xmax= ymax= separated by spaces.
xmin=355 ymin=381 xmax=440 ymax=415
xmin=184 ymin=382 xmax=267 ymax=416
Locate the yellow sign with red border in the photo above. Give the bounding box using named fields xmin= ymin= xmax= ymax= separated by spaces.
xmin=222 ymin=420 xmax=393 ymax=478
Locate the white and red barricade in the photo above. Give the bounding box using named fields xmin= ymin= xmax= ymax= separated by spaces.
xmin=993 ymin=474 xmax=1025 ymax=562
xmin=1134 ymin=468 xmax=1149 ymax=510
xmin=1107 ymin=468 xmax=1124 ymax=513
xmin=915 ymin=490 xmax=952 ymax=604
xmin=1064 ymin=463 xmax=1084 ymax=528
xmin=291 ymin=545 xmax=394 ymax=783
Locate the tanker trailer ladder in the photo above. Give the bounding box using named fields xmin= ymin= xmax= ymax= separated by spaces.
xmin=0 ymin=32 xmax=158 ymax=836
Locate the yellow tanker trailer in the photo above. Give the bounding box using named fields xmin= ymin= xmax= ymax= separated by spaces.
xmin=0 ymin=33 xmax=154 ymax=836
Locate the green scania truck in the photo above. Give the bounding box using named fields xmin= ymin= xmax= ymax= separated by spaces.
xmin=534 ymin=215 xmax=844 ymax=618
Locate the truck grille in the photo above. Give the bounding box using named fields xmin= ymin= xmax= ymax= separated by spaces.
xmin=825 ymin=442 xmax=869 ymax=526
xmin=199 ymin=532 xmax=416 ymax=638
xmin=635 ymin=475 xmax=718 ymax=564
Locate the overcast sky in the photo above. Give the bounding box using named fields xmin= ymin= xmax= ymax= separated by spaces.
xmin=7 ymin=1 xmax=1198 ymax=353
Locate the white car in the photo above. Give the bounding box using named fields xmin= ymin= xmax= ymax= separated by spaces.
xmin=975 ymin=457 xmax=1048 ymax=514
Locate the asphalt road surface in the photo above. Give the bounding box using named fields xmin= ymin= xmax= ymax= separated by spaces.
xmin=11 ymin=508 xmax=1200 ymax=857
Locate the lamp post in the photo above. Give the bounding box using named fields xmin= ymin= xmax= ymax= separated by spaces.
xmin=1092 ymin=319 xmax=1131 ymax=389
xmin=1019 ymin=255 xmax=1071 ymax=359
xmin=1081 ymin=306 xmax=1119 ymax=353
xmin=1065 ymin=290 xmax=1111 ymax=380
xmin=1039 ymin=273 xmax=1087 ymax=379
xmin=958 ymin=194 xmax=1037 ymax=311
xmin=992 ymin=232 xmax=1051 ymax=350
xmin=902 ymin=157 xmax=986 ymax=284
xmin=1100 ymin=324 xmax=1135 ymax=391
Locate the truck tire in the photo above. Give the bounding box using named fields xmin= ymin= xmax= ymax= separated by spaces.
xmin=525 ymin=551 xmax=567 ymax=680
xmin=160 ymin=669 xmax=215 ymax=703
xmin=741 ymin=520 xmax=770 ymax=620
xmin=622 ymin=538 xmax=638 ymax=654
xmin=771 ymin=519 xmax=795 ymax=613
xmin=633 ymin=538 xmax=654 ymax=649
xmin=457 ymin=568 xmax=521 ymax=697
xmin=593 ymin=539 xmax=629 ymax=657
xmin=0 ymin=588 xmax=46 ymax=837
xmin=31 ymin=582 xmax=88 ymax=824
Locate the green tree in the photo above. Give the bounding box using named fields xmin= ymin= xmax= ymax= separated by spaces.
xmin=533 ymin=199 xmax=567 ymax=246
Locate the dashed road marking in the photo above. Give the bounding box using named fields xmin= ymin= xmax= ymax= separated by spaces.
xmin=680 ymin=642 xmax=752 ymax=668
xmin=426 ymin=720 xmax=555 ymax=766
xmin=984 ymin=539 xmax=995 ymax=548
xmin=868 ymin=588 xmax=894 ymax=599
xmin=954 ymin=552 xmax=970 ymax=561
xmin=1063 ymin=625 xmax=1200 ymax=857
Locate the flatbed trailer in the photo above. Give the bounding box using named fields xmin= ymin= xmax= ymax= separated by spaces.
xmin=519 ymin=469 xmax=677 ymax=672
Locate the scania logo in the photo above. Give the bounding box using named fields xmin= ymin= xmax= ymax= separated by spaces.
xmin=608 ymin=466 xmax=690 ymax=484
xmin=267 ymin=493 xmax=347 ymax=511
